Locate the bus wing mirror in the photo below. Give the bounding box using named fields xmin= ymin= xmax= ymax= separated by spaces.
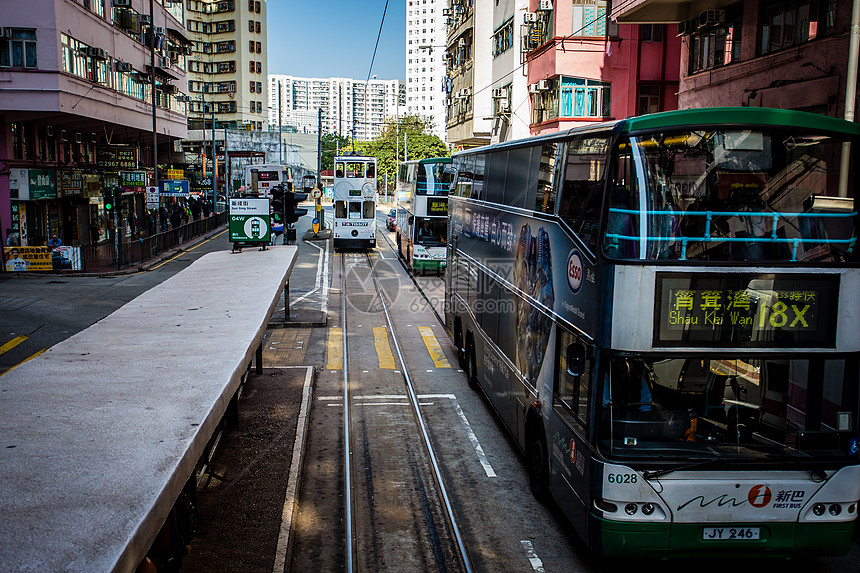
xmin=566 ymin=343 xmax=586 ymax=377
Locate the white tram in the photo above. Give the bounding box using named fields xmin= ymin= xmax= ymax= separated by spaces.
xmin=332 ymin=154 xmax=377 ymax=249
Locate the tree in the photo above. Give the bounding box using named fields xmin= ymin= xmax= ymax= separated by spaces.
xmin=320 ymin=132 xmax=351 ymax=171
xmin=356 ymin=115 xmax=448 ymax=185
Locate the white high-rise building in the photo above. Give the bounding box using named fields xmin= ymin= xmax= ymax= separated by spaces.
xmin=406 ymin=0 xmax=447 ymax=141
xmin=269 ymin=75 xmax=405 ymax=140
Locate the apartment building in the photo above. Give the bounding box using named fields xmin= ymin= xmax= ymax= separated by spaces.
xmin=184 ymin=0 xmax=267 ymax=131
xmin=406 ymin=0 xmax=447 ymax=141
xmin=523 ymin=0 xmax=680 ymax=136
xmin=1 ymin=0 xmax=188 ymax=248
xmin=269 ymin=75 xmax=405 ymax=141
xmin=488 ymin=0 xmax=530 ymax=143
xmin=444 ymin=0 xmax=493 ymax=148
xmin=614 ymin=0 xmax=856 ymax=119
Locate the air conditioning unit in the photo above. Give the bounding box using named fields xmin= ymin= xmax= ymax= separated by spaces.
xmin=140 ymin=14 xmax=152 ymax=25
xmin=537 ymin=0 xmax=553 ymax=11
xmin=524 ymin=12 xmax=538 ymax=23
xmin=75 ymin=133 xmax=82 ymax=143
xmin=91 ymin=133 xmax=99 ymax=143
xmin=154 ymin=26 xmax=166 ymax=35
xmin=698 ymin=10 xmax=725 ymax=28
xmin=445 ymin=98 xmax=452 ymax=106
xmin=491 ymin=88 xmax=505 ymax=98
xmin=182 ymin=45 xmax=193 ymax=55
xmin=86 ymin=47 xmax=108 ymax=60
xmin=676 ymin=19 xmax=692 ymax=36
xmin=112 ymin=0 xmax=132 ymax=7
xmin=461 ymin=87 xmax=471 ymax=96
xmin=168 ymin=50 xmax=180 ymax=61
xmin=498 ymin=100 xmax=510 ymax=112
xmin=159 ymin=84 xmax=177 ymax=94
xmin=442 ymin=8 xmax=451 ymax=16
xmin=115 ymin=61 xmax=134 ymax=72
xmin=60 ymin=130 xmax=69 ymax=141
xmin=537 ymin=79 xmax=551 ymax=90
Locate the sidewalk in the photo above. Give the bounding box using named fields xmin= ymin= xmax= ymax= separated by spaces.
xmin=80 ymin=224 xmax=228 ymax=277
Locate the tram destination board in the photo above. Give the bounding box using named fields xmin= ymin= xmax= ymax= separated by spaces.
xmin=654 ymin=273 xmax=839 ymax=347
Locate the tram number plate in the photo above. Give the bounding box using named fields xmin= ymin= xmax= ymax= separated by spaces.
xmin=702 ymin=527 xmax=760 ymax=540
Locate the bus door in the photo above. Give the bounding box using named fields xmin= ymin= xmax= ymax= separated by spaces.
xmin=549 ymin=329 xmax=593 ymax=531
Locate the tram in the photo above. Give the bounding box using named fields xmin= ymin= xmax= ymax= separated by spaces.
xmin=333 ymin=154 xmax=377 ymax=249
xmin=395 ymin=157 xmax=453 ymax=273
xmin=243 ymin=163 xmax=290 ymax=196
xmin=445 ymin=107 xmax=860 ymax=557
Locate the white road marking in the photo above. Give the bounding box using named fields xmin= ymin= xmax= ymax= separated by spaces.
xmin=272 ymin=366 xmax=314 ymax=573
xmin=317 ymin=393 xmax=496 ymax=477
xmin=520 ymin=540 xmax=545 ymax=572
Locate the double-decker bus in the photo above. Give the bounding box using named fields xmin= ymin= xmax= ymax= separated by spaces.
xmin=244 ymin=164 xmax=291 ymax=196
xmin=333 ymin=154 xmax=377 ymax=249
xmin=396 ymin=157 xmax=453 ymax=273
xmin=445 ymin=107 xmax=860 ymax=557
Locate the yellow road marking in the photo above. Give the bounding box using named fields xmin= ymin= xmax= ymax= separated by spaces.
xmin=373 ymin=327 xmax=396 ymax=370
xmin=326 ymin=327 xmax=343 ymax=370
xmin=418 ymin=327 xmax=451 ymax=368
xmin=0 ymin=335 xmax=27 ymax=356
xmin=1 ymin=348 xmax=47 ymax=377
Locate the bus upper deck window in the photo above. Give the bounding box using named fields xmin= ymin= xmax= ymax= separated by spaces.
xmin=366 ymin=163 xmax=376 ymax=178
xmin=335 ymin=163 xmax=345 ymax=178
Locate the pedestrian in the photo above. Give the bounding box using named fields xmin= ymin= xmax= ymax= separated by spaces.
xmin=202 ymin=200 xmax=211 ymax=218
xmin=170 ymin=204 xmax=182 ymax=229
xmin=5 ymin=228 xmax=19 ymax=247
xmin=159 ymin=205 xmax=169 ymax=231
xmin=47 ymin=234 xmax=63 ymax=248
xmin=89 ymin=221 xmax=102 ymax=244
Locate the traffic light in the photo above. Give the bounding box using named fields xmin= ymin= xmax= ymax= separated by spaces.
xmin=103 ymin=188 xmax=115 ymax=213
xmin=270 ymin=185 xmax=285 ymax=222
xmin=283 ymin=190 xmax=308 ymax=225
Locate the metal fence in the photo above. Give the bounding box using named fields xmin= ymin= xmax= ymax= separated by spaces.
xmin=82 ymin=213 xmax=228 ymax=272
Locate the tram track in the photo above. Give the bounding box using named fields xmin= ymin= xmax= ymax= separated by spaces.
xmin=337 ymin=249 xmax=472 ymax=573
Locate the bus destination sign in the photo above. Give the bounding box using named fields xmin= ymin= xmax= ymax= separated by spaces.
xmin=428 ymin=197 xmax=448 ymax=216
xmin=654 ymin=273 xmax=839 ymax=347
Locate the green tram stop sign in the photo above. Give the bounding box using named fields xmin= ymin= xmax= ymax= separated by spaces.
xmin=229 ymin=197 xmax=271 ymax=244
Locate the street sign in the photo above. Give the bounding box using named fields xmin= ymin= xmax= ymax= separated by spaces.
xmin=145 ymin=186 xmax=160 ymax=209
xmin=229 ymin=198 xmax=271 ymax=244
xmin=159 ymin=180 xmax=190 ymax=197
xmin=311 ymin=187 xmax=322 ymax=200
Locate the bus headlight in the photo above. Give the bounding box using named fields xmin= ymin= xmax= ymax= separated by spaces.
xmin=625 ymin=503 xmax=638 ymax=515
xmin=594 ymin=499 xmax=667 ymax=521
xmin=813 ymin=503 xmax=826 ymax=516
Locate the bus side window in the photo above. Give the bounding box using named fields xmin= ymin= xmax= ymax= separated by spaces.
xmin=534 ymin=143 xmax=559 ymax=214
xmin=555 ymin=331 xmax=591 ymax=428
xmin=472 ymin=154 xmax=485 ymax=200
xmin=335 ymin=163 xmax=344 ymax=179
xmin=335 ymin=200 xmax=347 ymax=219
xmin=559 ymin=137 xmax=609 ymax=251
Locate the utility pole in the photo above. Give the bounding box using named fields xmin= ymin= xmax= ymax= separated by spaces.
xmin=211 ymin=97 xmax=216 ymax=210
xmin=149 ymin=0 xmax=158 ymax=192
xmin=278 ymin=81 xmax=283 ymax=164
xmin=316 ymin=107 xmax=323 ymax=229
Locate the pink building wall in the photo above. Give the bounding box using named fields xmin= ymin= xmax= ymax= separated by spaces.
xmin=525 ymin=1 xmax=680 ymax=136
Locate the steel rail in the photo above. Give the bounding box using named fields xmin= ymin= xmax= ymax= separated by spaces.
xmin=364 ymin=252 xmax=474 ymax=573
xmin=340 ymin=253 xmax=355 ymax=573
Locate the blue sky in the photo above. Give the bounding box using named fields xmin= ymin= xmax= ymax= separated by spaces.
xmin=267 ymin=1 xmax=406 ymax=81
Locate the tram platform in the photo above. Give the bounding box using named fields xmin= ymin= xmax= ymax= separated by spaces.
xmin=0 ymin=246 xmax=297 ymax=572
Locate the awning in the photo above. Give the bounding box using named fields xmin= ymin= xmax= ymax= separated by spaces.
xmin=167 ymin=27 xmax=193 ymax=46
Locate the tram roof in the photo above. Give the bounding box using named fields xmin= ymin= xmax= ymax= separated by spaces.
xmin=334 ymin=154 xmax=376 ymax=162
xmin=451 ymin=107 xmax=860 ymax=159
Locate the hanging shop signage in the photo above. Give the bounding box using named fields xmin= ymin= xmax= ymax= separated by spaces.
xmin=158 ymin=179 xmax=190 ymax=197
xmin=120 ymin=171 xmax=148 ymax=187
xmin=167 ymin=169 xmax=184 ymax=180
xmin=97 ymin=146 xmax=138 ymax=170
xmin=192 ymin=176 xmax=213 ymax=191
xmin=28 ymin=169 xmax=57 ymax=200
xmin=60 ymin=170 xmax=84 ymax=196
xmin=229 ymin=198 xmax=270 ymax=244
xmin=84 ymin=174 xmax=102 ymax=198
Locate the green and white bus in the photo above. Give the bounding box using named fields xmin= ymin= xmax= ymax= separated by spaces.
xmin=445 ymin=107 xmax=860 ymax=557
xmin=396 ymin=157 xmax=453 ymax=273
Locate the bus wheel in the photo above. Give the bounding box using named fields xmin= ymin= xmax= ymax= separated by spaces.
xmin=527 ymin=432 xmax=550 ymax=503
xmin=466 ymin=337 xmax=478 ymax=390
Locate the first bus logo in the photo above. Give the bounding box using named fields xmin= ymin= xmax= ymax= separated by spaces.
xmin=748 ymin=485 xmax=772 ymax=508
xmin=567 ymin=250 xmax=584 ymax=294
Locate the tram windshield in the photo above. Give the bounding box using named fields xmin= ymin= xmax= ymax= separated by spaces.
xmin=597 ymin=356 xmax=860 ymax=463
xmin=603 ymin=129 xmax=858 ymax=263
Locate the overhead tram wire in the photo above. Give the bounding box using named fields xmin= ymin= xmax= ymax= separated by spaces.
xmin=353 ymin=0 xmax=390 ymax=150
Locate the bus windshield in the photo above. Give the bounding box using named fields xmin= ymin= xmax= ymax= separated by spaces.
xmin=415 ymin=217 xmax=447 ymax=246
xmin=604 ymin=129 xmax=858 ymax=263
xmin=597 ymin=355 xmax=859 ymax=463
xmin=417 ymin=162 xmax=454 ymax=196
